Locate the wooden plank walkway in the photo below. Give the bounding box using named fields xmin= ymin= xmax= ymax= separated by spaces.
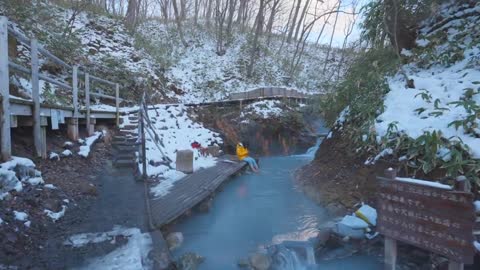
xmin=150 ymin=159 xmax=247 ymax=227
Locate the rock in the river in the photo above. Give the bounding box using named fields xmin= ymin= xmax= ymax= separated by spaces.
xmin=237 ymin=258 xmax=250 ymax=268
xmin=196 ymin=197 xmax=213 ymax=213
xmin=166 ymin=232 xmax=184 ymax=251
xmin=249 ymin=253 xmax=272 ymax=270
xmin=315 ymin=228 xmax=331 ymax=249
xmin=176 ymin=252 xmax=204 ymax=270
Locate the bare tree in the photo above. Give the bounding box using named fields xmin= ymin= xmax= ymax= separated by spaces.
xmin=125 ymin=0 xmax=139 ymax=30
xmin=214 ymin=0 xmax=230 ymax=55
xmin=336 ymin=1 xmax=358 ymax=80
xmin=286 ymin=0 xmax=302 ymax=43
xmin=322 ymin=0 xmax=341 ymax=72
xmin=265 ymin=0 xmax=281 ymax=45
xmin=246 ymin=0 xmax=265 ymax=78
xmin=172 ymin=0 xmax=188 ymax=46
xmin=293 ymin=0 xmax=310 ymax=42
xmin=225 ymin=0 xmax=238 ymax=43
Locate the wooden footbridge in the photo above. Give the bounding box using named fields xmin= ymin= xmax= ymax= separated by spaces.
xmin=0 ymin=16 xmax=128 ymax=161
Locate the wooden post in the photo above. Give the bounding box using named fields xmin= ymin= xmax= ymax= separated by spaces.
xmin=140 ymin=108 xmax=147 ymax=180
xmin=0 ymin=16 xmax=11 ymax=161
xmin=85 ymin=73 xmax=92 ymax=136
xmin=68 ymin=66 xmax=79 ymax=141
xmin=115 ymin=83 xmax=120 ymax=127
xmin=67 ymin=118 xmax=79 ymax=141
xmin=40 ymin=116 xmax=47 ymax=159
xmin=31 ymin=39 xmax=42 ymax=157
xmin=447 ymin=177 xmax=468 ymax=270
xmin=72 ymin=66 xmax=78 ymax=117
xmin=384 ymin=168 xmax=397 ymax=270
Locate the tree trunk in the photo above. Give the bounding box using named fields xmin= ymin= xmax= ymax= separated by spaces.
xmin=194 ymin=0 xmax=200 ymax=25
xmin=323 ymin=1 xmax=341 ymax=73
xmin=125 ymin=0 xmax=138 ymax=30
xmin=246 ymin=0 xmax=265 ymax=78
xmin=172 ymin=0 xmax=188 ymax=47
xmin=287 ymin=0 xmax=302 ymax=43
xmin=225 ymin=0 xmax=238 ymax=43
xmin=266 ymin=0 xmax=280 ymax=46
xmin=293 ymin=0 xmax=310 ymax=42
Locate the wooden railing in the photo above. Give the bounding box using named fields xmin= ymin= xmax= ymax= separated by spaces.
xmin=0 ymin=16 xmax=124 ymax=160
xmin=228 ymin=87 xmax=309 ymax=101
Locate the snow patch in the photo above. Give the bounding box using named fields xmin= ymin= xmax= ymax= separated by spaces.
xmin=44 ymin=206 xmax=67 ymax=222
xmin=61 ymin=149 xmax=73 ymax=157
xmin=14 ymin=211 xmax=28 ymax=221
xmin=241 ymin=100 xmax=283 ymax=119
xmin=78 ymin=132 xmax=103 ymax=158
xmin=66 ymin=226 xmax=153 ymax=270
xmin=396 ymin=177 xmax=452 ymax=190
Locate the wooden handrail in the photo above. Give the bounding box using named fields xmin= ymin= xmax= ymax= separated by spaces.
xmin=1 ymin=16 xmax=124 ymax=160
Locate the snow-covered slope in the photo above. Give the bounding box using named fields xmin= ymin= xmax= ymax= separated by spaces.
xmin=375 ymin=1 xmax=480 ymax=158
xmin=3 ymin=2 xmax=347 ymax=105
xmin=138 ymin=20 xmax=347 ymax=103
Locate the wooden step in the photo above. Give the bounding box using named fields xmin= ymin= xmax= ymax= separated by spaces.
xmin=113 ymin=159 xmax=136 ymax=168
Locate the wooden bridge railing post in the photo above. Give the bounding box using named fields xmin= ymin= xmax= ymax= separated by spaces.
xmin=85 ymin=73 xmax=93 ymax=136
xmin=115 ymin=83 xmax=120 ymax=127
xmin=67 ymin=65 xmax=79 ymax=141
xmin=31 ymin=39 xmax=45 ymax=158
xmin=0 ymin=16 xmax=11 ymax=161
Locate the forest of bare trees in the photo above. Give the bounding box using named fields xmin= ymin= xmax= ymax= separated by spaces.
xmin=53 ymin=0 xmax=360 ymax=80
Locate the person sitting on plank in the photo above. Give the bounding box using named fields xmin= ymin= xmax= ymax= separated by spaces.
xmin=236 ymin=142 xmax=259 ymax=173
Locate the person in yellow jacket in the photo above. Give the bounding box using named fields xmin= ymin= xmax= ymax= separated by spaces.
xmin=236 ymin=142 xmax=259 ymax=172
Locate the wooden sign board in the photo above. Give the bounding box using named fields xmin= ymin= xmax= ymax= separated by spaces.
xmin=377 ymin=176 xmax=476 ymax=264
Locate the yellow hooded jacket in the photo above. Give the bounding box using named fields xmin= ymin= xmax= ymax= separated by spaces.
xmin=236 ymin=144 xmax=249 ymax=160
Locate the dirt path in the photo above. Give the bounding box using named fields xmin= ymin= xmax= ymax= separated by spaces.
xmin=26 ymin=158 xmax=151 ymax=269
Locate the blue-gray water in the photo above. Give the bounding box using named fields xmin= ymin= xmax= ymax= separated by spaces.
xmin=172 ymin=130 xmax=383 ymax=269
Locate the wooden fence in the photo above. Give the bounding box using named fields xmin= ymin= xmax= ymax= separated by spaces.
xmin=0 ymin=16 xmax=124 ymax=161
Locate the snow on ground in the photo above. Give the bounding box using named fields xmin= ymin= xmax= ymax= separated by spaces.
xmin=241 ymin=100 xmax=283 ymax=119
xmin=375 ymin=1 xmax=480 ymax=158
xmin=78 ymin=131 xmax=104 ymax=158
xmin=66 ymin=226 xmax=153 ymax=270
xmin=61 ymin=149 xmax=73 ymax=157
xmin=0 ymin=156 xmax=45 ymax=199
xmin=130 ymin=105 xmax=221 ymax=198
xmin=474 ymin=200 xmax=480 ymax=213
xmin=44 ymin=205 xmax=67 ymax=222
xmin=14 ymin=211 xmax=28 ymax=221
xmin=138 ymin=20 xmax=344 ymax=103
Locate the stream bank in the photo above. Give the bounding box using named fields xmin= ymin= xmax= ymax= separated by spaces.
xmin=295 ymin=128 xmax=480 ymax=269
xmin=191 ymin=100 xmax=316 ymax=156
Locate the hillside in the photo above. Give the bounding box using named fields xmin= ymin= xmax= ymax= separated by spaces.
xmin=300 ymin=0 xmax=480 ymax=209
xmin=1 ymin=1 xmax=348 ymax=105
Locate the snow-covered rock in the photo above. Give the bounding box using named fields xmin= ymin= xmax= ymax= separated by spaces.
xmin=61 ymin=149 xmax=73 ymax=157
xmin=49 ymin=152 xmax=60 ymax=161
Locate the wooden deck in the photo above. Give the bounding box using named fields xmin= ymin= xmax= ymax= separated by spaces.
xmin=149 ymin=159 xmax=247 ymax=227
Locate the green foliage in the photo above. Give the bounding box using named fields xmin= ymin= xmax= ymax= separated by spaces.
xmin=320 ymin=48 xmax=399 ymax=127
xmin=360 ymin=0 xmax=450 ymax=48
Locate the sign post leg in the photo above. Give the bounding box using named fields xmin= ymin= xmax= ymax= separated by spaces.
xmin=385 ymin=237 xmax=397 ymax=270
xmin=448 ymin=262 xmax=463 ymax=270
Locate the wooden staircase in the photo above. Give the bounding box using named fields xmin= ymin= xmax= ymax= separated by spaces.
xmin=113 ymin=113 xmax=140 ymax=168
